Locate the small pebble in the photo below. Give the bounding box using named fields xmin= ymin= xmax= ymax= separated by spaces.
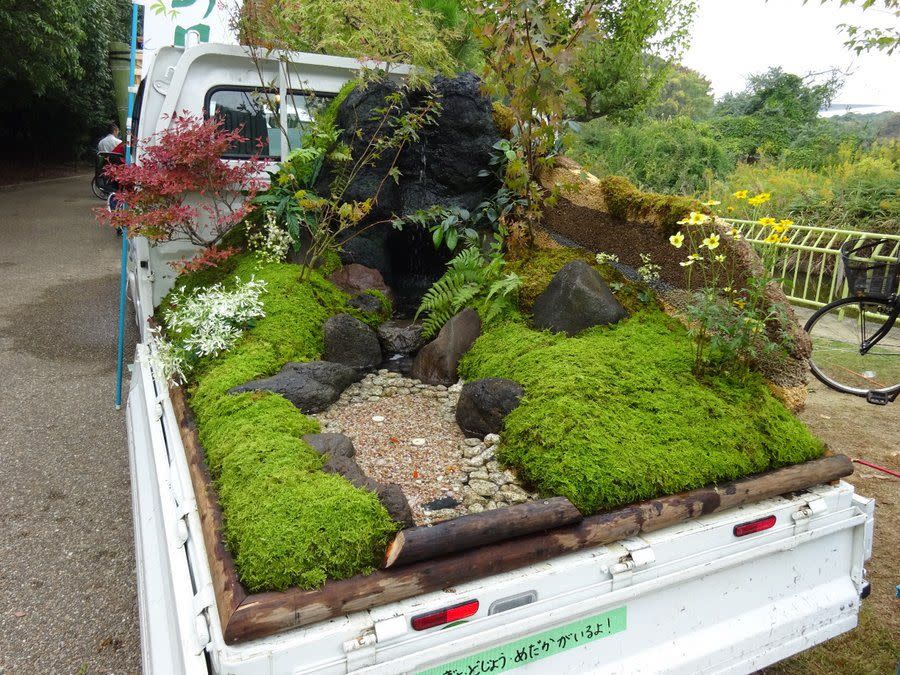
xmin=411 ymin=438 xmax=427 ymax=446
xmin=372 ymin=415 xmax=385 ymax=423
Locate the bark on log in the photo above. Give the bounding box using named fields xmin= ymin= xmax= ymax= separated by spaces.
xmin=224 ymin=454 xmax=852 ymax=643
xmin=383 ymin=497 xmax=583 ymax=568
xmin=169 ymin=386 xmax=247 ymax=633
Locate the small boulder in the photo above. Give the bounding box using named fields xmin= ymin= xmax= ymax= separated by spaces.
xmin=375 ymin=484 xmax=416 ymax=529
xmin=455 ymin=378 xmax=524 ymax=438
xmin=347 ymin=292 xmax=385 ymax=316
xmin=324 ymin=313 xmax=382 ymax=370
xmin=328 ymin=263 xmax=395 ymax=304
xmin=302 ymin=432 xmax=356 ymax=458
xmin=411 ymin=309 xmax=481 ymax=385
xmin=532 ymin=260 xmax=627 ymax=336
xmin=377 ymin=319 xmax=425 ymax=355
xmin=229 ymin=361 xmax=361 ymax=413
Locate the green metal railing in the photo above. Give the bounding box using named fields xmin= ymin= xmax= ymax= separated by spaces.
xmin=723 ymin=219 xmax=900 ymax=309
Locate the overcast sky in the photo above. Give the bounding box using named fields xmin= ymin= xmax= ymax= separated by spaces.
xmin=682 ymin=0 xmax=900 ymax=111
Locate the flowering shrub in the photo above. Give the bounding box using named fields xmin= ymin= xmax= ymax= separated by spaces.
xmin=669 ymin=201 xmax=793 ymax=377
xmin=249 ymin=211 xmax=293 ymax=263
xmin=150 ymin=276 xmax=268 ymax=382
xmin=98 ymin=114 xmax=265 ymax=246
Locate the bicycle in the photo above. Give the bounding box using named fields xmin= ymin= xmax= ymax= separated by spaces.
xmin=804 ymin=237 xmax=900 ymax=405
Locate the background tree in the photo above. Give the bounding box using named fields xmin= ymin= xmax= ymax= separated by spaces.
xmin=813 ymin=0 xmax=900 ymax=54
xmin=648 ymin=64 xmax=714 ymax=121
xmin=0 ymin=0 xmax=132 ymax=162
xmin=570 ymin=0 xmax=696 ymax=121
xmin=238 ymin=0 xmax=465 ymax=74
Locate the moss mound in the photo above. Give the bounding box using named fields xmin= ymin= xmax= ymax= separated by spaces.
xmin=170 ymin=255 xmax=397 ymax=592
xmin=458 ymin=311 xmax=824 ymax=514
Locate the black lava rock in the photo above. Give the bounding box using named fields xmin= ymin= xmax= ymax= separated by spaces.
xmin=532 ymin=261 xmax=628 ymax=336
xmin=455 ymin=378 xmax=524 ymax=438
xmin=324 ymin=313 xmax=382 ymax=370
xmin=377 ymin=319 xmax=425 ymax=355
xmin=229 ymin=361 xmax=362 ymax=413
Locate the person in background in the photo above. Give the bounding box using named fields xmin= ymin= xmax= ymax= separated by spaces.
xmin=97 ymin=123 xmax=121 ymax=153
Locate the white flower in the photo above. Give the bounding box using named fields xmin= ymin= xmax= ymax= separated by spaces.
xmin=596 ymin=252 xmax=620 ymax=265
xmin=249 ymin=211 xmax=293 ymax=263
xmin=637 ymin=253 xmax=661 ymax=284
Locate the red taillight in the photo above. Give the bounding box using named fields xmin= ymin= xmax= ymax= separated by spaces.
xmin=733 ymin=515 xmax=776 ymax=537
xmin=411 ymin=600 xmax=479 ymax=631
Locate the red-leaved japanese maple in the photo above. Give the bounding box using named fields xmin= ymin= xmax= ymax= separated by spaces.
xmin=98 ymin=114 xmax=265 ymax=246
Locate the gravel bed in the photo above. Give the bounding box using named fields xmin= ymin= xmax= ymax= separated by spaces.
xmin=316 ymin=370 xmax=540 ymax=526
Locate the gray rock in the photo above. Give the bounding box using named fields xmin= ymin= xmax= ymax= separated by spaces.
xmin=468 ymin=479 xmax=499 ymax=497
xmin=532 ymin=260 xmax=627 ymax=336
xmin=302 ymin=432 xmax=356 ymax=458
xmin=328 ymin=264 xmax=395 ymax=304
xmin=347 ymin=292 xmax=384 ymax=316
xmin=377 ymin=320 xmax=425 ymax=355
xmin=229 ymin=361 xmax=362 ymax=413
xmin=411 ymin=309 xmax=482 ymax=385
xmin=455 ymin=377 xmax=524 ymax=438
xmin=324 ymin=313 xmax=382 ymax=370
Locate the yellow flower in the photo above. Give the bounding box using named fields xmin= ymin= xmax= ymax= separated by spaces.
xmin=702 ymin=233 xmax=721 ymax=250
xmin=715 ymin=254 xmax=726 ymax=263
xmin=669 ymin=232 xmax=685 ymax=248
xmin=733 ymin=190 xmax=749 ymax=199
xmin=688 ymin=253 xmax=704 ymax=261
xmin=702 ymin=199 xmax=721 ymax=207
xmin=763 ymin=233 xmax=780 ymax=244
xmin=747 ymin=192 xmax=772 ymax=206
xmin=726 ymin=206 xmax=735 ymax=212
xmin=758 ymin=217 xmax=777 ymax=226
xmin=779 ymin=218 xmax=793 ymax=227
xmin=780 ymin=235 xmax=789 ymax=243
xmin=678 ymin=211 xmax=711 ymax=225
xmin=679 ymin=259 xmax=694 ymax=267
xmin=734 ymin=299 xmax=746 ymax=309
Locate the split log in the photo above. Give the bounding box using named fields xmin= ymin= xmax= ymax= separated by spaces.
xmin=383 ymin=497 xmax=582 ymax=568
xmin=224 ymin=454 xmax=852 ymax=643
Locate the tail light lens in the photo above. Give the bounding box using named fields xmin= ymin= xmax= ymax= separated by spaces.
xmin=411 ymin=600 xmax=479 ymax=631
xmin=734 ymin=514 xmax=776 ymax=537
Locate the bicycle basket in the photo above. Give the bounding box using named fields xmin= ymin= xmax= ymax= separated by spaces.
xmin=840 ymin=238 xmax=900 ymax=297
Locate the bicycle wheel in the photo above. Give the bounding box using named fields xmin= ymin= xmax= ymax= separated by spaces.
xmin=805 ymin=296 xmax=900 ymax=397
xmin=91 ymin=177 xmax=108 ymax=199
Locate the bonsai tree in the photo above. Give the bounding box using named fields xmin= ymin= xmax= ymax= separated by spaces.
xmin=98 ymin=114 xmax=264 ymax=246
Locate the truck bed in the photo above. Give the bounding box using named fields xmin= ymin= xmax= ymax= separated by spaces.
xmin=127 ymin=340 xmax=874 ymax=674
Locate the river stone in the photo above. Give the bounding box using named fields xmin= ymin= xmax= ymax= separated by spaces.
xmin=377 ymin=319 xmax=425 ymax=355
xmin=411 ymin=309 xmax=481 ymax=385
xmin=455 ymin=377 xmax=524 ymax=438
xmin=320 ymin=453 xmax=414 ymax=528
xmin=328 ymin=264 xmax=395 ymax=304
xmin=324 ymin=313 xmax=382 ymax=370
xmin=302 ymin=432 xmax=356 ymax=459
xmin=532 ymin=260 xmax=627 ymax=336
xmin=229 ymin=361 xmax=361 ymax=413
xmin=468 ymin=479 xmax=499 ymax=497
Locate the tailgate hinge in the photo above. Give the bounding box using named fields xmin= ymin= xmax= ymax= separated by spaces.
xmin=343 ymin=630 xmax=378 ymax=670
xmin=605 ymin=538 xmax=655 ymax=590
xmin=791 ymin=497 xmax=828 ymax=533
xmin=191 ymin=583 xmax=215 ymax=653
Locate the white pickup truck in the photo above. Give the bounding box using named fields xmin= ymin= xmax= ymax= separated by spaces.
xmin=125 ymin=43 xmax=876 ymax=675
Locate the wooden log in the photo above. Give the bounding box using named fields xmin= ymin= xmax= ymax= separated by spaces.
xmin=224 ymin=454 xmax=852 ymax=644
xmin=383 ymin=497 xmax=583 ymax=568
xmin=168 ymin=386 xmax=247 ymax=634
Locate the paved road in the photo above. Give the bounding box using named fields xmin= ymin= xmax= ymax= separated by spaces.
xmin=0 ymin=177 xmax=140 ymax=673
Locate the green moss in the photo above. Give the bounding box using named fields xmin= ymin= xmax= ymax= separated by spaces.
xmin=169 ymin=253 xmax=397 ymax=592
xmin=458 ymin=311 xmax=824 ymax=514
xmin=507 ymin=246 xmax=657 ymax=315
xmin=599 ymin=175 xmax=705 ymax=237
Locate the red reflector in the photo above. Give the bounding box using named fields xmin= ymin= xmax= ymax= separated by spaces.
xmin=733 ymin=515 xmax=776 ymax=537
xmin=411 ymin=600 xmax=479 ymax=631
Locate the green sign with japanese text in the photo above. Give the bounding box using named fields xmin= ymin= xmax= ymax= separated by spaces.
xmin=418 ymin=606 xmax=627 ymax=675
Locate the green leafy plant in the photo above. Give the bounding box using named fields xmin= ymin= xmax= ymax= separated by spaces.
xmin=415 ymin=243 xmax=522 ymax=338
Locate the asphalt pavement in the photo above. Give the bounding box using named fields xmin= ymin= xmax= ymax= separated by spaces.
xmin=0 ymin=176 xmax=140 ymax=673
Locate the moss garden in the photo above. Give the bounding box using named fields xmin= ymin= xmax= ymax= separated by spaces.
xmin=164 ymin=246 xmax=824 ymax=593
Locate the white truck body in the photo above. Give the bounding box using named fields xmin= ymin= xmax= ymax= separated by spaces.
xmin=125 ymin=43 xmax=875 ymax=675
